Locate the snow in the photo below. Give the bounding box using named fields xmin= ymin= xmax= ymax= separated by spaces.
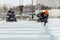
xmin=0 ymin=18 xmax=60 ymax=40
xmin=49 ymin=9 xmax=60 ymax=18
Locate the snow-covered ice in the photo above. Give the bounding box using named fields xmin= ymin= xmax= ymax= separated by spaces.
xmin=0 ymin=18 xmax=60 ymax=40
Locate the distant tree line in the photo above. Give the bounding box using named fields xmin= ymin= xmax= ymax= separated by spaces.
xmin=41 ymin=5 xmax=52 ymax=10
xmin=58 ymin=7 xmax=60 ymax=9
xmin=0 ymin=4 xmax=52 ymax=13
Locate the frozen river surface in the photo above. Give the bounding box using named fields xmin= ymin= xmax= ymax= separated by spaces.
xmin=0 ymin=18 xmax=60 ymax=40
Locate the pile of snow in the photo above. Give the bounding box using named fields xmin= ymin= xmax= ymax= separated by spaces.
xmin=49 ymin=9 xmax=60 ymax=18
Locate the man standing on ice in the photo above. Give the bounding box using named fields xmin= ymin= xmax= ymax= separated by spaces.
xmin=6 ymin=9 xmax=17 ymax=22
xmin=37 ymin=10 xmax=49 ymax=26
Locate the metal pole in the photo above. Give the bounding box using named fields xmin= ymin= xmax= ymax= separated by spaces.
xmin=32 ymin=0 xmax=34 ymax=19
xmin=3 ymin=4 xmax=5 ymax=19
xmin=19 ymin=0 xmax=21 ymax=5
xmin=36 ymin=0 xmax=37 ymax=10
xmin=36 ymin=0 xmax=41 ymax=13
xmin=22 ymin=0 xmax=23 ymax=5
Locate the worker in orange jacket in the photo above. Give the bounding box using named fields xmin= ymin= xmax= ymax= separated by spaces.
xmin=43 ymin=10 xmax=49 ymax=23
xmin=44 ymin=10 xmax=49 ymax=16
xmin=37 ymin=10 xmax=49 ymax=23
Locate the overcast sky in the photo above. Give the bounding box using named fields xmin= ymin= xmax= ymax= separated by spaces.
xmin=37 ymin=0 xmax=60 ymax=8
xmin=0 ymin=0 xmax=36 ymax=6
xmin=0 ymin=0 xmax=60 ymax=8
